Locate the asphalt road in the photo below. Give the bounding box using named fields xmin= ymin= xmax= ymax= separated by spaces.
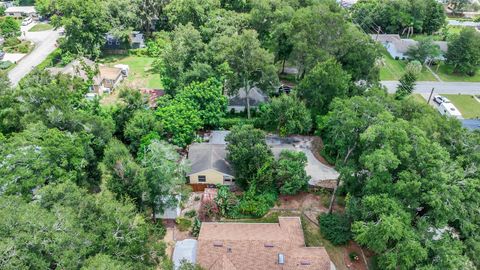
xmin=7 ymin=24 xmax=60 ymax=87
xmin=381 ymin=81 xmax=480 ymax=95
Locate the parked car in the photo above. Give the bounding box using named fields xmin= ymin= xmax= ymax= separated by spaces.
xmin=22 ymin=17 xmax=33 ymax=26
xmin=0 ymin=51 xmax=5 ymax=61
xmin=433 ymin=95 xmax=450 ymax=105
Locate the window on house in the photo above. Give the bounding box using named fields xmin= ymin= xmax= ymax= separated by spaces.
xmin=224 ymin=176 xmax=231 ymax=182
xmin=198 ymin=175 xmax=206 ymax=182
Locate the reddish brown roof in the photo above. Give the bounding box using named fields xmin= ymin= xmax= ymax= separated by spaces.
xmin=197 ymin=217 xmax=332 ymax=270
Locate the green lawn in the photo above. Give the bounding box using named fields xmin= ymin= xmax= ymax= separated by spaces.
xmin=29 ymin=23 xmax=54 ymax=32
xmin=100 ymin=55 xmax=163 ymax=89
xmin=379 ymin=52 xmax=437 ymax=81
xmin=442 ymin=94 xmax=480 ymax=119
xmin=411 ymin=93 xmax=427 ymax=104
xmin=434 ymin=63 xmax=480 ymax=82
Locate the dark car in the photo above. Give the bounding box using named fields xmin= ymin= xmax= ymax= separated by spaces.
xmin=278 ymin=84 xmax=293 ymax=95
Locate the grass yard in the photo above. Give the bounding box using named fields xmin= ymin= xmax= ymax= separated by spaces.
xmin=379 ymin=52 xmax=437 ymax=81
xmin=442 ymin=94 xmax=480 ymax=119
xmin=411 ymin=93 xmax=427 ymax=104
xmin=100 ymin=55 xmax=163 ymax=89
xmin=434 ymin=63 xmax=480 ymax=82
xmin=29 ymin=23 xmax=53 ymax=32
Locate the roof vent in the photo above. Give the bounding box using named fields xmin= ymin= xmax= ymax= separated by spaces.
xmin=213 ymin=242 xmax=223 ymax=247
xmin=227 ymin=247 xmax=232 ymax=253
xmin=264 ymin=243 xmax=274 ymax=248
xmin=278 ymin=253 xmax=285 ymax=265
xmin=300 ymin=260 xmax=311 ymax=266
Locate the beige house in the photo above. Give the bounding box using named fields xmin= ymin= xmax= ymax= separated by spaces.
xmin=187 ymin=143 xmax=234 ymax=188
xmin=47 ymin=58 xmax=126 ymax=95
xmin=197 ymin=217 xmax=335 ymax=270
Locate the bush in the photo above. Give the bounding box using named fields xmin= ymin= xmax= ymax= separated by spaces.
xmin=215 ymin=185 xmax=239 ymax=217
xmin=349 ymin=252 xmax=360 ymax=262
xmin=4 ymin=37 xmax=20 ymax=47
xmin=0 ymin=61 xmax=13 ymax=70
xmin=191 ymin=217 xmax=201 ymax=237
xmin=219 ymin=117 xmax=258 ymax=129
xmin=176 ymin=218 xmax=192 ymax=231
xmin=237 ymin=188 xmax=277 ymax=218
xmin=184 ymin=210 xmax=197 ymax=218
xmin=17 ymin=42 xmax=31 ymax=53
xmin=129 ymin=48 xmax=148 ymax=56
xmin=318 ymin=213 xmax=352 ymax=245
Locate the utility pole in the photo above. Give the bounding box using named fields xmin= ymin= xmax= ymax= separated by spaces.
xmin=427 ymin=87 xmax=435 ymax=104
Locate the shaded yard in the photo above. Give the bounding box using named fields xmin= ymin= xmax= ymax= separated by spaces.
xmin=443 ymin=94 xmax=480 ymax=119
xmin=100 ymin=55 xmax=163 ymax=89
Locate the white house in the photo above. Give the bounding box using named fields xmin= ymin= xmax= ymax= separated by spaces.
xmin=371 ymin=34 xmax=448 ymax=60
xmin=5 ymin=6 xmax=37 ymax=18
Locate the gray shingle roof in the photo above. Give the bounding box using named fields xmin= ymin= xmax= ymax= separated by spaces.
xmin=187 ymin=144 xmax=233 ymax=176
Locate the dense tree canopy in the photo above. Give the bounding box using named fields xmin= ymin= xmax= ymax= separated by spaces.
xmin=446 ymin=28 xmax=480 ymax=76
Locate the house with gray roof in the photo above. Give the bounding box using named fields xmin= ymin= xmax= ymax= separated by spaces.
xmin=228 ymin=87 xmax=268 ymax=113
xmin=371 ymin=34 xmax=448 ymax=60
xmin=187 ymin=143 xmax=234 ymax=188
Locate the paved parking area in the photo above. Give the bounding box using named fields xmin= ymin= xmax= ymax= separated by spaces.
xmin=267 ymin=136 xmax=340 ymax=186
xmin=3 ymin=53 xmax=26 ymax=63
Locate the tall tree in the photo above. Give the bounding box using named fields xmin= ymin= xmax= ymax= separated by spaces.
xmin=225 ymin=124 xmax=274 ymax=188
xmin=446 ymin=28 xmax=480 ymax=76
xmin=406 ymin=37 xmax=442 ymax=64
xmin=165 ymin=0 xmax=221 ymax=28
xmin=176 ymin=78 xmax=227 ymax=128
xmin=218 ymin=30 xmax=279 ymax=118
xmin=296 ymin=58 xmax=351 ymax=117
xmin=140 ymin=140 xmax=189 ymax=222
xmin=51 ymin=0 xmax=111 ymax=57
xmin=259 ymin=94 xmax=312 ymax=136
xmin=276 ymin=150 xmax=310 ymax=195
xmin=423 ymin=0 xmax=446 ymax=34
xmin=396 ymin=61 xmax=422 ymax=99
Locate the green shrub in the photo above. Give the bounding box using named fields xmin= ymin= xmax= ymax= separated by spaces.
xmin=176 ymin=218 xmax=192 ymax=231
xmin=0 ymin=61 xmax=13 ymax=70
xmin=238 ymin=188 xmax=277 ymax=218
xmin=214 ymin=185 xmax=239 ymax=217
xmin=349 ymin=251 xmax=360 ymax=262
xmin=4 ymin=37 xmax=20 ymax=47
xmin=318 ymin=213 xmax=352 ymax=245
xmin=184 ymin=210 xmax=197 ymax=218
xmin=191 ymin=217 xmax=201 ymax=237
xmin=219 ymin=117 xmax=257 ymax=129
xmin=17 ymin=42 xmax=31 ymax=53
xmin=129 ymin=48 xmax=148 ymax=56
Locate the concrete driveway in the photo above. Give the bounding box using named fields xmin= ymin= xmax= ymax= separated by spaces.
xmin=267 ymin=136 xmax=340 ymax=186
xmin=7 ymin=22 xmax=61 ymax=86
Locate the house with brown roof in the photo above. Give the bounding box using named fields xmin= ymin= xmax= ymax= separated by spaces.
xmin=196 ymin=217 xmax=335 ymax=270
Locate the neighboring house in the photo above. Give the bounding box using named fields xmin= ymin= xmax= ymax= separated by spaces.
xmin=103 ymin=31 xmax=146 ymax=54
xmin=196 ymin=217 xmax=335 ymax=270
xmin=93 ymin=66 xmax=124 ymax=94
xmin=371 ymin=34 xmax=448 ymax=60
xmin=173 ymin=239 xmax=198 ymax=270
xmin=47 ymin=57 xmax=96 ymax=81
xmin=0 ymin=2 xmax=15 ymax=8
xmin=187 ymin=143 xmax=234 ymax=190
xmin=47 ymin=57 xmax=127 ymax=95
xmin=5 ymin=6 xmax=37 ymax=18
xmin=461 ymin=119 xmax=480 ymax=131
xmin=228 ymin=87 xmax=268 ymax=113
xmin=336 ymin=0 xmax=357 ymax=8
